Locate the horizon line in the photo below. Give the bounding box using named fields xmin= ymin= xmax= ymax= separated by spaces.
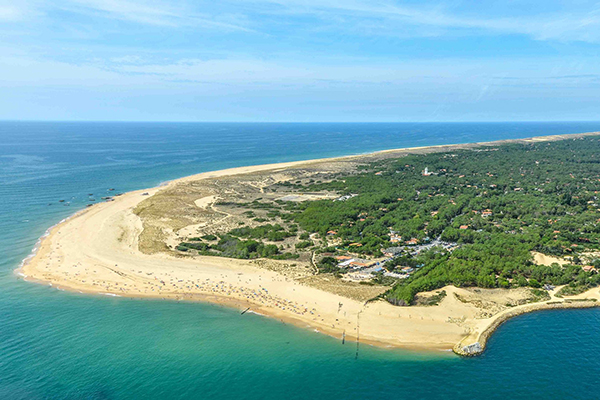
xmin=2 ymin=119 xmax=600 ymax=124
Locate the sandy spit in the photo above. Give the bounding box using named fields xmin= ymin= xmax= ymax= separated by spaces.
xmin=18 ymin=131 xmax=600 ymax=354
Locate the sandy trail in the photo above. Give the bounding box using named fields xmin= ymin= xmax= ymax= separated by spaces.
xmin=194 ymin=195 xmax=218 ymax=209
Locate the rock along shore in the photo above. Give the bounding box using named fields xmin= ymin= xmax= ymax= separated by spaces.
xmin=453 ymin=300 xmax=600 ymax=356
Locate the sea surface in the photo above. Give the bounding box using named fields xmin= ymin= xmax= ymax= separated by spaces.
xmin=1 ymin=121 xmax=600 ymax=399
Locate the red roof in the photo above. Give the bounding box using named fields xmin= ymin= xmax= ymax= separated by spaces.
xmin=350 ymin=262 xmax=369 ymax=267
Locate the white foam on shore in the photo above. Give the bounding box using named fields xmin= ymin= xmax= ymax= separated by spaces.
xmin=101 ymin=293 xmax=121 ymax=297
xmin=246 ymin=310 xmax=265 ymax=316
xmin=15 ymin=211 xmax=83 ymax=275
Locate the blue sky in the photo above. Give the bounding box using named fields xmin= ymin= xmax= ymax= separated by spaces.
xmin=1 ymin=0 xmax=600 ymax=121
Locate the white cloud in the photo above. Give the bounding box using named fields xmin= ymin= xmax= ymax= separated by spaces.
xmin=3 ymin=51 xmax=592 ymax=89
xmin=0 ymin=4 xmax=25 ymax=21
xmin=64 ymin=0 xmax=182 ymax=26
xmin=242 ymin=0 xmax=600 ymax=42
xmin=55 ymin=0 xmax=253 ymax=31
xmin=7 ymin=0 xmax=600 ymax=41
xmin=1 ymin=50 xmax=599 ymax=121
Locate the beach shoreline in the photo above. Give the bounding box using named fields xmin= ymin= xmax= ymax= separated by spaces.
xmin=18 ymin=130 xmax=600 ymax=355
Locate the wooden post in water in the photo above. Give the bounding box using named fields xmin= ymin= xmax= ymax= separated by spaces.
xmin=355 ymin=312 xmax=361 ymax=360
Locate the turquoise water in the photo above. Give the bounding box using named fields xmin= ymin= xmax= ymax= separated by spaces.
xmin=2 ymin=121 xmax=600 ymax=399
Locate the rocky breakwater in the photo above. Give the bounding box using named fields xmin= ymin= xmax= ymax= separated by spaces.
xmin=453 ymin=299 xmax=599 ymax=356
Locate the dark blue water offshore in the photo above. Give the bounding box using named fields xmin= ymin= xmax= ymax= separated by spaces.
xmin=1 ymin=121 xmax=600 ymax=399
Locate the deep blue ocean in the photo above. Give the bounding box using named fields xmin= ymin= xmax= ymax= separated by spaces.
xmin=2 ymin=121 xmax=600 ymax=399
